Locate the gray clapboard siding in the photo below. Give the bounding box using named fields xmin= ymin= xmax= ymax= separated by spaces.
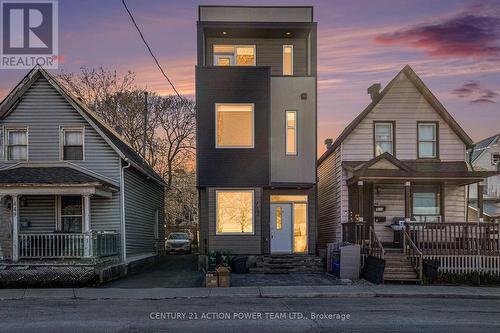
xmin=205 ymin=37 xmax=308 ymax=76
xmin=373 ymin=184 xmax=405 ymax=243
xmin=124 ymin=166 xmax=165 ymax=256
xmin=207 ymin=187 xmax=262 ymax=255
xmin=342 ymin=72 xmax=466 ymax=161
xmin=19 ymin=196 xmax=56 ymax=233
xmin=0 ymin=77 xmax=122 ymax=184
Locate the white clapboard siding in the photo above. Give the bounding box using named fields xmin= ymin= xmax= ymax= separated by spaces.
xmin=342 ymin=72 xmax=466 ymax=161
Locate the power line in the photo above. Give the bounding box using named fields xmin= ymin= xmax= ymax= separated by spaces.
xmin=121 ymin=0 xmax=183 ymax=100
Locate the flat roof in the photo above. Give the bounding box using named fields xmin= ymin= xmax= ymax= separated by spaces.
xmin=199 ymin=6 xmax=313 ymax=23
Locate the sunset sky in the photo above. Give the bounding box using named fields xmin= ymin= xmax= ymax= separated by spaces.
xmin=0 ymin=0 xmax=499 ymax=155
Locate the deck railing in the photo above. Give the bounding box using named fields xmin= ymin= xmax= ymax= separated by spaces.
xmin=405 ymin=222 xmax=500 ymax=256
xmin=403 ymin=230 xmax=423 ymax=281
xmin=19 ymin=231 xmax=118 ymax=259
xmin=342 ymin=222 xmax=369 ymax=245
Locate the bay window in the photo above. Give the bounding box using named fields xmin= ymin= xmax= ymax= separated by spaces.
xmin=216 ymin=103 xmax=254 ymax=148
xmin=216 ymin=190 xmax=254 ymax=234
xmin=418 ymin=122 xmax=438 ymax=158
xmin=374 ymin=122 xmax=394 ymax=156
xmin=6 ymin=128 xmax=28 ymax=161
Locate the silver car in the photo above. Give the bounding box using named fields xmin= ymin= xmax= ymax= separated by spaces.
xmin=165 ymin=232 xmax=192 ymax=253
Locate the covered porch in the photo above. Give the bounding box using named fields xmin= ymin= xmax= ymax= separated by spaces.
xmin=0 ymin=167 xmax=119 ymax=262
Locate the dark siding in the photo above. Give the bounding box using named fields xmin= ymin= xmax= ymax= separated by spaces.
xmin=205 ymin=37 xmax=307 ymax=76
xmin=198 ymin=188 xmax=209 ymax=254
xmin=196 ymin=66 xmax=270 ymax=187
xmin=124 ymin=166 xmax=165 ymax=256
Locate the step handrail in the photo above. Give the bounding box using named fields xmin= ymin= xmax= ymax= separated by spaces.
xmin=402 ymin=230 xmax=423 ymax=283
xmin=369 ymin=226 xmax=385 ymax=260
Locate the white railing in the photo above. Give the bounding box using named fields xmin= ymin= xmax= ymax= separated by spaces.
xmin=19 ymin=231 xmax=118 ymax=259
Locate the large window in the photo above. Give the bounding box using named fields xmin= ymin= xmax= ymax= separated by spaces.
xmin=216 ymin=190 xmax=254 ymax=234
xmin=283 ymin=45 xmax=293 ymax=75
xmin=418 ymin=123 xmax=438 ymax=158
xmin=213 ymin=45 xmax=256 ymax=66
xmin=412 ymin=185 xmax=441 ymax=222
xmin=61 ymin=128 xmax=84 ymax=160
xmin=60 ymin=196 xmax=83 ymax=233
xmin=6 ymin=128 xmax=28 ymax=161
xmin=216 ymin=103 xmax=254 ymax=148
xmin=286 ymin=111 xmax=297 ymax=155
xmin=374 ymin=122 xmax=394 ymax=156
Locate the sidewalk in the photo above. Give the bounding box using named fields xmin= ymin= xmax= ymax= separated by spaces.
xmin=2 ymin=284 xmax=500 ymax=300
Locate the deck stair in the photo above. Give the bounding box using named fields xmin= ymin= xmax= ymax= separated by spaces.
xmin=383 ymin=248 xmax=420 ymax=282
xmin=249 ymin=254 xmax=324 ymax=274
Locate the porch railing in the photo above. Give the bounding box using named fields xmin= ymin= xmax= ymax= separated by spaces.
xmin=369 ymin=226 xmax=385 ymax=260
xmin=405 ymin=222 xmax=500 ymax=256
xmin=342 ymin=222 xmax=369 ymax=245
xmin=402 ymin=230 xmax=423 ymax=281
xmin=19 ymin=231 xmax=118 ymax=259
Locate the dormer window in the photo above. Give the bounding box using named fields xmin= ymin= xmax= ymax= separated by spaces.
xmin=374 ymin=122 xmax=394 ymax=156
xmin=61 ymin=127 xmax=84 ymax=160
xmin=213 ymin=45 xmax=256 ymax=66
xmin=6 ymin=128 xmax=28 ymax=161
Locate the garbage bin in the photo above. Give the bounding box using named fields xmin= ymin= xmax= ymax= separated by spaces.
xmin=423 ymin=259 xmax=440 ymax=283
xmin=231 ymin=256 xmax=248 ymax=274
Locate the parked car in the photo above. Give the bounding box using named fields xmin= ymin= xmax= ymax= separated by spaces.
xmin=165 ymin=232 xmax=192 ymax=253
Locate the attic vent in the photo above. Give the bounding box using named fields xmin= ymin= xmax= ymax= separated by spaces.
xmin=367 ymin=83 xmax=381 ymax=101
xmin=324 ymin=138 xmax=333 ymax=150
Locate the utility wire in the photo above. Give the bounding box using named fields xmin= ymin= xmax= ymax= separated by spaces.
xmin=121 ymin=0 xmax=183 ymax=100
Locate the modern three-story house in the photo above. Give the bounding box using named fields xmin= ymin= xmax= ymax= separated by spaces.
xmin=0 ymin=67 xmax=165 ymax=285
xmin=196 ymin=6 xmax=318 ymax=267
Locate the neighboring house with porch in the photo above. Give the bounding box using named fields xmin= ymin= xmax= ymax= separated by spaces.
xmin=468 ymin=134 xmax=500 ymax=222
xmin=0 ymin=67 xmax=165 ymax=284
xmin=318 ymin=65 xmax=499 ymax=282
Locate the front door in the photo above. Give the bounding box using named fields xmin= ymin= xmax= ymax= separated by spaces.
xmin=270 ymin=203 xmax=293 ymax=253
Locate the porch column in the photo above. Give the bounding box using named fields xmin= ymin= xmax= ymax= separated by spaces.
xmin=83 ymin=194 xmax=92 ymax=257
xmin=404 ymin=181 xmax=411 ymax=222
xmin=11 ymin=194 xmax=19 ymax=262
xmin=478 ymin=181 xmax=484 ymax=222
xmin=358 ymin=181 xmax=364 ymax=222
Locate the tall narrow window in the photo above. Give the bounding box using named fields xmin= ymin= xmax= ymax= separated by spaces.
xmin=213 ymin=45 xmax=255 ymax=66
xmin=62 ymin=128 xmax=84 ymax=160
xmin=0 ymin=127 xmax=3 ymax=160
xmin=283 ymin=45 xmax=293 ymax=75
xmin=276 ymin=207 xmax=283 ymax=230
xmin=6 ymin=128 xmax=27 ymax=161
xmin=216 ymin=190 xmax=254 ymax=234
xmin=374 ymin=122 xmax=394 ymax=156
xmin=286 ymin=111 xmax=297 ymax=155
xmin=60 ymin=196 xmax=83 ymax=233
xmin=216 ymin=104 xmax=254 ymax=148
xmin=418 ymin=123 xmax=438 ymax=158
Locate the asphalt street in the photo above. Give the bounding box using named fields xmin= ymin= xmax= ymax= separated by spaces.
xmin=1 ymin=296 xmax=500 ymax=332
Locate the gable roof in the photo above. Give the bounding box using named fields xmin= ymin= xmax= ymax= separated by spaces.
xmin=318 ymin=65 xmax=474 ymax=165
xmin=470 ymin=133 xmax=500 ymax=163
xmin=0 ymin=66 xmax=166 ymax=186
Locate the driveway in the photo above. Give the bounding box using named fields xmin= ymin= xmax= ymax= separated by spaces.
xmin=102 ymin=253 xmax=203 ymax=288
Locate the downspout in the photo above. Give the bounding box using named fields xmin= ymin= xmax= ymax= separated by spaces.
xmin=120 ymin=159 xmax=131 ymax=264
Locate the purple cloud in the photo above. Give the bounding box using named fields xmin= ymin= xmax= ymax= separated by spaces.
xmin=374 ymin=14 xmax=500 ymax=59
xmin=452 ymin=81 xmax=499 ymax=104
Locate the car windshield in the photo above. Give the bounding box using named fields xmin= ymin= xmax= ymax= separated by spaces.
xmin=168 ymin=233 xmax=189 ymax=240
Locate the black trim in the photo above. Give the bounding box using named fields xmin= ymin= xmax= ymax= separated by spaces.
xmin=417 ymin=121 xmax=439 ymax=160
xmin=373 ymin=120 xmax=396 ymax=158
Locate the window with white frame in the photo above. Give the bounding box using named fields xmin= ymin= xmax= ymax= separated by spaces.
xmin=283 ymin=45 xmax=293 ymax=75
xmin=213 ymin=45 xmax=256 ymax=66
xmin=216 ymin=103 xmax=254 ymax=148
xmin=216 ymin=190 xmax=254 ymax=234
xmin=374 ymin=122 xmax=394 ymax=156
xmin=6 ymin=128 xmax=28 ymax=161
xmin=61 ymin=128 xmax=84 ymax=160
xmin=418 ymin=123 xmax=438 ymax=158
xmin=60 ymin=196 xmax=83 ymax=233
xmin=286 ymin=111 xmax=297 ymax=155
